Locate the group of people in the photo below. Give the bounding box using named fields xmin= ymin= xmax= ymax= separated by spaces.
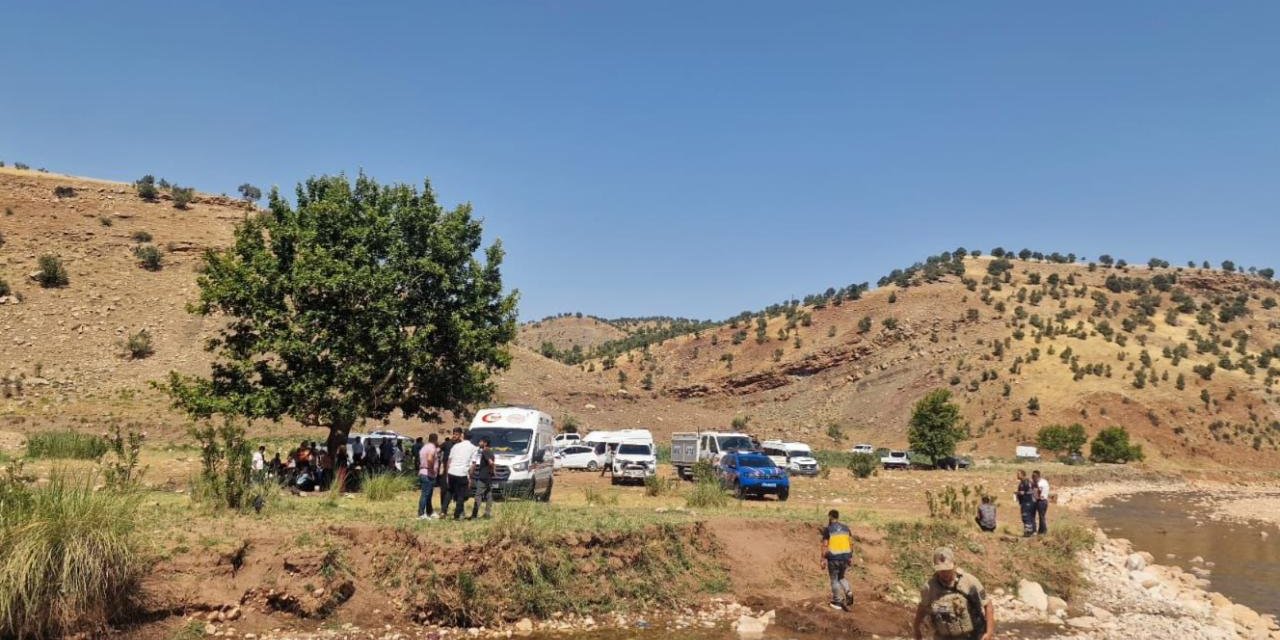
xmin=414 ymin=427 xmax=498 ymax=521
xmin=823 ymin=509 xmax=996 ymax=640
xmin=969 ymin=469 xmax=1052 ymax=536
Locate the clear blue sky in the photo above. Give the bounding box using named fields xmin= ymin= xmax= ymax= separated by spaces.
xmin=4 ymin=2 xmax=1277 ymax=321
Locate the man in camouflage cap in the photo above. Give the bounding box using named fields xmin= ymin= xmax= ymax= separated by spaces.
xmin=912 ymin=547 xmax=994 ymax=640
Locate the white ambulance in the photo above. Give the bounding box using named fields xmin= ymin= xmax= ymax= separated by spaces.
xmin=467 ymin=406 xmax=556 ymax=501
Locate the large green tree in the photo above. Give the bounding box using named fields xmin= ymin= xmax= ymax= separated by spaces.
xmin=1036 ymin=423 xmax=1087 ymax=457
xmin=907 ymin=389 xmax=967 ymax=463
xmin=164 ymin=174 xmax=518 ymax=453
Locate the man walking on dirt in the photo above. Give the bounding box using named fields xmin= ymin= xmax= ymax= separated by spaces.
xmin=913 ymin=547 xmax=994 ymax=640
xmin=1032 ymin=470 xmax=1050 ymax=535
xmin=820 ymin=509 xmax=854 ymax=611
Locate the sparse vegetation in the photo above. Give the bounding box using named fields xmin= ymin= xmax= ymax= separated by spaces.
xmin=363 ymin=472 xmax=416 ymax=501
xmin=135 ymin=175 xmax=159 ymax=201
xmin=122 ymin=329 xmax=154 ymax=359
xmin=26 ymin=431 xmax=108 ymax=459
xmin=130 ymin=230 xmax=153 ymax=243
xmin=237 ymin=183 xmax=263 ymax=202
xmin=171 ymin=185 xmax=195 ymax=209
xmin=1089 ymin=427 xmax=1145 ymax=463
xmin=53 ymin=185 xmax=76 ymax=198
xmin=133 ymin=244 xmax=163 ymax=271
xmin=35 ymin=254 xmax=69 ymax=288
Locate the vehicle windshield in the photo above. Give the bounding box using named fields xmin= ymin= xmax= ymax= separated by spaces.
xmin=468 ymin=428 xmax=532 ymax=455
xmin=717 ymin=436 xmax=755 ymax=452
xmin=789 ymin=449 xmax=812 ymax=458
xmin=737 ymin=455 xmax=775 ymax=468
xmin=618 ymin=443 xmax=651 ymax=456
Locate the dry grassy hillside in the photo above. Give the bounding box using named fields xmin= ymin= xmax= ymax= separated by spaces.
xmin=556 ymin=259 xmax=1280 ymax=466
xmin=518 ymin=314 xmax=629 ymax=353
xmin=0 ymin=168 xmax=719 ymax=443
xmin=4 ymin=167 xmax=1279 ymax=466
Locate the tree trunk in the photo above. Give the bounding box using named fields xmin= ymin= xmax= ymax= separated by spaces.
xmin=326 ymin=421 xmax=353 ymax=466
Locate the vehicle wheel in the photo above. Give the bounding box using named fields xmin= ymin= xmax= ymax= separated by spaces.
xmin=734 ymin=482 xmax=745 ymax=500
xmin=778 ymin=488 xmax=790 ymax=502
xmin=610 ymin=476 xmax=619 ymax=486
xmin=587 ymin=461 xmax=598 ymax=471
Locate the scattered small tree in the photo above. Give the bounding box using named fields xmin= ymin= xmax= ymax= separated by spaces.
xmin=52 ymin=185 xmax=76 ymax=198
xmin=130 ymin=230 xmax=153 ymax=243
xmin=907 ymin=389 xmax=966 ymax=464
xmin=858 ymin=316 xmax=872 ymax=333
xmin=135 ymin=175 xmax=158 ymax=201
xmin=1089 ymin=426 xmax=1144 ymax=463
xmin=171 ymin=186 xmax=195 ymax=210
xmin=1036 ymin=423 xmax=1087 ymax=457
xmin=237 ymin=183 xmax=263 ymax=202
xmin=847 ymin=453 xmax=877 ymax=479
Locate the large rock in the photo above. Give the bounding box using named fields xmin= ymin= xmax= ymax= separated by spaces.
xmin=1124 ymin=553 xmax=1148 ymax=571
xmin=734 ymin=614 xmax=767 ymax=638
xmin=1047 ymin=596 xmax=1068 ymax=616
xmin=514 ymin=618 xmax=534 ymax=637
xmin=1128 ymin=570 xmax=1159 ymax=589
xmin=1018 ymin=580 xmax=1048 ymax=613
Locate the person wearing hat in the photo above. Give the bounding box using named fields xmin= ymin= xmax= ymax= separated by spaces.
xmin=912 ymin=547 xmax=993 ymax=640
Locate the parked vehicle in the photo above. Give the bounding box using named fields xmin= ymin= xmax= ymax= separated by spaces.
xmin=881 ymin=450 xmax=911 ymax=470
xmin=1015 ymin=444 xmax=1042 ymax=462
xmin=553 ymin=444 xmax=606 ymax=471
xmin=553 ymin=433 xmax=582 ymax=447
xmin=850 ymin=443 xmax=875 ymax=455
xmin=345 ymin=430 xmax=413 ymax=466
xmin=671 ymin=431 xmax=756 ymax=480
xmin=717 ymin=451 xmax=789 ymax=500
xmin=760 ymin=440 xmax=820 ymax=476
xmin=934 ymin=456 xmax=972 ymax=470
xmin=467 ymin=406 xmax=556 ymax=501
xmin=611 ymin=438 xmax=658 ymax=484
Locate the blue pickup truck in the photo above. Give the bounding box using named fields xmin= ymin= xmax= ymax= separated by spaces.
xmin=718 ymin=452 xmax=790 ymax=501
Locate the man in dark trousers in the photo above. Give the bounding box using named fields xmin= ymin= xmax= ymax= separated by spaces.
xmin=470 ymin=436 xmax=496 ymax=520
xmin=820 ymin=509 xmax=854 ymax=611
xmin=438 ymin=428 xmax=461 ymax=516
xmin=446 ymin=431 xmax=478 ymax=521
xmin=1015 ymin=470 xmax=1035 ymax=537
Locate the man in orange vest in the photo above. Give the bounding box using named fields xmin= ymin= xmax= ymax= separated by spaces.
xmin=821 ymin=509 xmax=854 ymax=611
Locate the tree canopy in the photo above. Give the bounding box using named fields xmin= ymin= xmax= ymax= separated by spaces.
xmin=907 ymin=389 xmax=967 ymax=463
xmin=1036 ymin=423 xmax=1087 ymax=457
xmin=164 ymin=173 xmax=518 ymax=451
xmin=1089 ymin=427 xmax=1145 ymax=463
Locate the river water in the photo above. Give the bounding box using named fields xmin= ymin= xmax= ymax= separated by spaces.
xmin=1089 ymin=490 xmax=1280 ymax=618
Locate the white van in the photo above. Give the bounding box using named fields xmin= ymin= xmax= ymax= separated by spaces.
xmin=761 ymin=440 xmax=820 ymax=476
xmin=670 ymin=431 xmax=755 ymax=480
xmin=467 ymin=407 xmax=556 ymax=501
xmin=1015 ymin=444 xmax=1041 ymax=462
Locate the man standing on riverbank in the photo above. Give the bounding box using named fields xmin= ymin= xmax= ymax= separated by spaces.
xmin=820 ymin=509 xmax=854 ymax=611
xmin=1016 ymin=470 xmax=1035 ymax=537
xmin=1033 ymin=470 xmax=1050 ymax=535
xmin=913 ymin=547 xmax=994 ymax=640
xmin=417 ymin=433 xmax=439 ymax=519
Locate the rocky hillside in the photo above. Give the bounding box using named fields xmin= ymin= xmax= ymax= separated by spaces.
xmin=3 ymin=167 xmax=1279 ymax=466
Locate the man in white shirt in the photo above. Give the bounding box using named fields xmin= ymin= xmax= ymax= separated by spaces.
xmin=1032 ymin=470 xmax=1050 ymax=535
xmin=252 ymin=445 xmax=266 ymax=481
xmin=446 ymin=432 xmax=478 ymax=521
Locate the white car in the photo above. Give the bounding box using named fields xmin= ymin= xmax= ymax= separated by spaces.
xmin=850 ymin=444 xmax=875 ymax=455
xmin=610 ymin=439 xmax=658 ymax=484
xmin=554 ymin=444 xmax=605 ymax=471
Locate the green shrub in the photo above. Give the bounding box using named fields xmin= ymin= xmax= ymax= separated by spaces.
xmin=847 ymin=453 xmax=878 ymax=478
xmin=685 ymin=478 xmax=728 ymax=508
xmin=171 ymin=186 xmax=195 ymax=210
xmin=690 ymin=459 xmax=717 ymax=483
xmin=98 ymin=215 xmax=113 ymax=227
xmin=133 ymin=244 xmax=163 ymax=271
xmin=190 ymin=420 xmax=253 ymax=511
xmin=1089 ymin=427 xmax=1144 ymax=463
xmin=53 ymin=186 xmax=76 ymax=198
xmin=135 ymin=175 xmax=158 ymax=201
xmin=26 ymin=431 xmax=108 ymax=459
xmin=101 ymin=426 xmax=146 ymax=490
xmin=35 ymin=254 xmax=69 ymax=288
xmin=0 ymin=467 xmax=143 ymax=638
xmin=122 ymin=329 xmax=154 ymax=359
xmin=130 ymin=230 xmax=153 ymax=243
xmin=362 ymin=472 xmax=415 ymax=501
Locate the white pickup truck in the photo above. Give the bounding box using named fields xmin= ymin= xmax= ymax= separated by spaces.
xmin=881 ymin=450 xmax=911 ymax=470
